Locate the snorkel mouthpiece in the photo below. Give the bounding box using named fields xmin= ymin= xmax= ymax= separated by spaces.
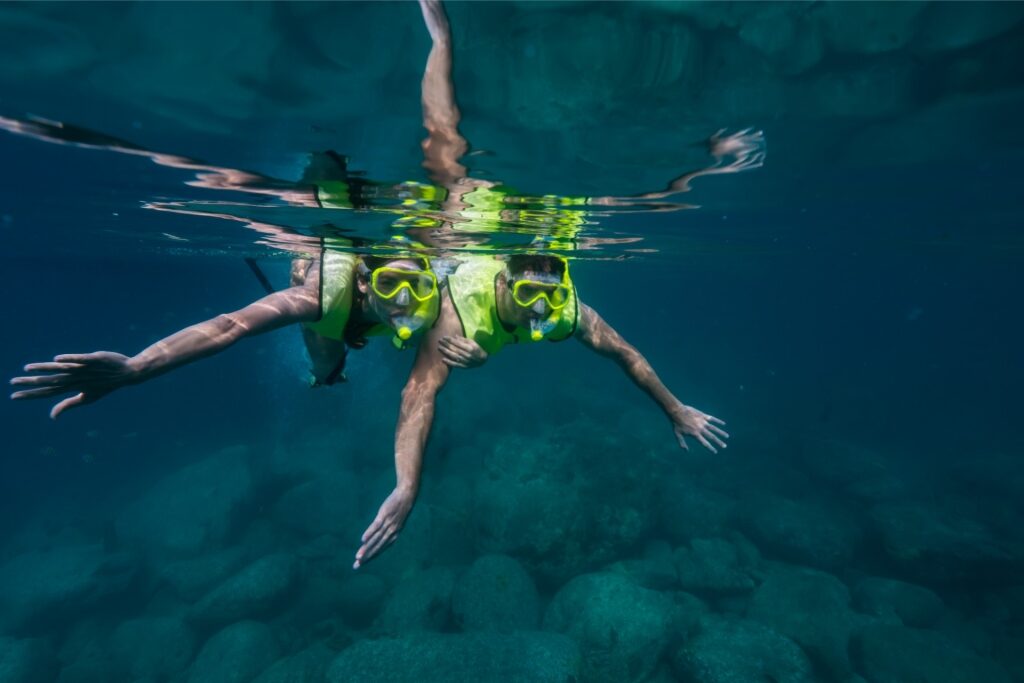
xmin=529 ymin=317 xmax=556 ymax=341
xmin=397 ymin=326 xmax=413 ymax=341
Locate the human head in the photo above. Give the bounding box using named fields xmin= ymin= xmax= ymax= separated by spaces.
xmin=356 ymin=254 xmax=440 ymax=343
xmin=497 ymin=254 xmax=572 ymax=340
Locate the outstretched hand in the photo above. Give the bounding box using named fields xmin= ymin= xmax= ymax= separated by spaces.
xmin=709 ymin=128 xmax=766 ymax=170
xmin=354 ymin=487 xmax=416 ymax=569
xmin=10 ymin=352 xmax=139 ymax=419
xmin=671 ymin=404 xmax=729 ymax=454
xmin=438 ymin=335 xmax=488 ymax=369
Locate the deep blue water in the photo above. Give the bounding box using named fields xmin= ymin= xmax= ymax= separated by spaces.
xmin=1 ymin=3 xmax=1023 ymax=682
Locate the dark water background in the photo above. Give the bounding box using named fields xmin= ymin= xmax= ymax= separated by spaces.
xmin=1 ymin=2 xmax=1023 ymax=682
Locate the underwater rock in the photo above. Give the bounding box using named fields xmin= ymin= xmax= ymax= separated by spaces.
xmin=87 ymin=3 xmax=276 ymax=134
xmin=270 ymin=471 xmax=362 ymax=539
xmin=55 ymin=619 xmax=115 ymax=683
xmin=189 ymin=553 xmax=299 ymax=627
xmin=326 ymin=631 xmax=581 ymax=683
xmin=285 ymin=571 xmax=386 ymax=631
xmin=993 ymin=635 xmax=1024 ymax=683
xmin=817 ymin=1 xmax=926 ymax=55
xmin=335 ymin=573 xmax=388 ymax=628
xmin=658 ymin=477 xmax=738 ymax=544
xmin=108 ymin=616 xmax=195 ymax=681
xmin=806 ymin=59 xmax=918 ymax=119
xmin=606 ymin=542 xmax=679 ymax=591
xmin=473 ymin=425 xmax=659 ymax=586
xmin=158 ymin=545 xmax=249 ymax=603
xmin=853 ymin=577 xmax=946 ymax=628
xmin=794 ymin=438 xmax=904 ymax=501
xmin=543 ymin=572 xmax=675 ymax=683
xmin=374 ymin=566 xmax=456 ymax=635
xmin=670 ymin=614 xmax=814 ymax=683
xmin=913 ymin=2 xmax=1024 ymax=53
xmin=672 ymin=536 xmax=759 ymax=598
xmin=0 ymin=543 xmax=138 ymax=636
xmin=854 ymin=622 xmax=1011 ymax=683
xmin=747 ymin=563 xmax=857 ymax=680
xmin=473 ymin=441 xmax=590 ymax=585
xmin=0 ymin=7 xmax=97 ymax=82
xmin=186 ymin=620 xmax=280 ymax=683
xmin=451 ymin=554 xmax=540 ymax=633
xmin=0 ymin=636 xmax=58 ymax=683
xmin=741 ymin=494 xmax=862 ymax=571
xmin=252 ymin=642 xmax=334 ymax=683
xmin=869 ymin=502 xmax=1024 ymax=585
xmin=117 ymin=446 xmax=255 ymax=561
xmin=737 ymin=4 xmax=824 ymax=75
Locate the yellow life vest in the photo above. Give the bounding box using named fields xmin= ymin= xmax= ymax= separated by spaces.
xmin=446 ymin=256 xmax=578 ymax=356
xmin=303 ymin=250 xmax=389 ymax=342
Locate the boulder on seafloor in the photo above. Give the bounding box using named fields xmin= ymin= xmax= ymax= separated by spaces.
xmin=108 ymin=616 xmax=196 ymax=681
xmin=188 ymin=553 xmax=300 ymax=628
xmin=326 ymin=631 xmax=582 ymax=683
xmin=270 ymin=472 xmax=362 ymax=540
xmin=793 ymin=438 xmax=905 ymax=502
xmin=747 ymin=563 xmax=858 ymax=680
xmin=284 ymin=570 xmax=386 ymax=630
xmin=373 ymin=567 xmax=456 ymax=635
xmin=913 ymin=2 xmax=1024 ymax=54
xmin=673 ymin=536 xmax=760 ymax=598
xmin=116 ymin=446 xmax=256 ymax=561
xmin=0 ymin=543 xmax=139 ymax=635
xmin=543 ymin=572 xmax=675 ymax=683
xmin=158 ymin=546 xmax=249 ymax=603
xmin=854 ymin=622 xmax=1011 ymax=683
xmin=670 ymin=614 xmax=814 ymax=683
xmin=473 ymin=427 xmax=657 ymax=586
xmin=0 ymin=636 xmax=58 ymax=683
xmin=252 ymin=643 xmax=334 ymax=683
xmin=854 ymin=576 xmax=946 ymax=628
xmin=186 ymin=621 xmax=280 ymax=683
xmin=605 ymin=540 xmax=679 ymax=591
xmin=658 ymin=477 xmax=738 ymax=544
xmin=451 ymin=554 xmax=540 ymax=633
xmin=740 ymin=494 xmax=863 ymax=571
xmin=869 ymin=502 xmax=1024 ymax=585
xmin=816 ymin=1 xmax=926 ymax=55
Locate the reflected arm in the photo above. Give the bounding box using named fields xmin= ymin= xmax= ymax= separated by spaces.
xmin=418 ymin=0 xmax=469 ymax=186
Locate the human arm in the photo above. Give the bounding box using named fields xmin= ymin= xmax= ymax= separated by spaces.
xmin=353 ymin=294 xmax=461 ymax=567
xmin=589 ymin=129 xmax=765 ymax=207
xmin=418 ymin=0 xmax=469 ymax=187
xmin=10 ymin=282 xmax=320 ymax=418
xmin=575 ymin=303 xmax=729 ymax=453
xmin=0 ymin=114 xmax=318 ymax=206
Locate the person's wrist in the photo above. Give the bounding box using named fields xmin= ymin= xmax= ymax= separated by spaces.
xmin=126 ymin=356 xmax=148 ymax=383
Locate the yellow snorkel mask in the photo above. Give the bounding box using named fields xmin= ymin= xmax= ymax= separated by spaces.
xmin=508 ymin=256 xmax=572 ymax=341
xmin=361 ymin=256 xmax=440 ymax=347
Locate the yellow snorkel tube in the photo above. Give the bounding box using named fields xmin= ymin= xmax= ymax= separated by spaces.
xmin=366 ymin=257 xmax=441 ymax=348
xmin=509 ymin=256 xmax=572 ymax=341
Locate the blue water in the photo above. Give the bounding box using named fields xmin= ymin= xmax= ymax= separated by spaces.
xmin=2 ymin=2 xmax=1023 ymax=682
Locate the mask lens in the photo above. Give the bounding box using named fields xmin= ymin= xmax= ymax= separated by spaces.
xmin=513 ymin=280 xmax=569 ymax=310
xmin=372 ymin=267 xmax=437 ymax=302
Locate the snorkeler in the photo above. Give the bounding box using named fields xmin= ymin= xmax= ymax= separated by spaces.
xmin=353 ymin=252 xmax=729 ymax=567
xmin=8 ymin=251 xmax=454 ymax=417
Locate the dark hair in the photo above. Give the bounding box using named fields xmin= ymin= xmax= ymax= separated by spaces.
xmin=360 ymin=254 xmax=428 ymax=272
xmin=507 ymin=254 xmax=566 ymax=278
